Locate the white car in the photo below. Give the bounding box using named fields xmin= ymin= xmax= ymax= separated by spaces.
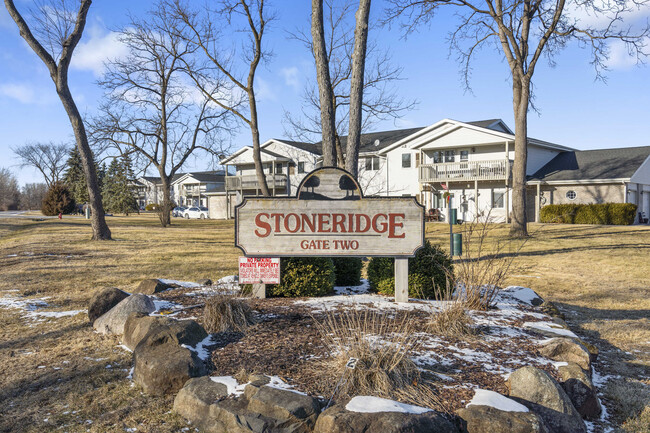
xmin=183 ymin=206 xmax=209 ymax=219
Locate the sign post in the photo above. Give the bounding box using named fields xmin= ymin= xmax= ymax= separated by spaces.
xmin=235 ymin=167 xmax=425 ymax=303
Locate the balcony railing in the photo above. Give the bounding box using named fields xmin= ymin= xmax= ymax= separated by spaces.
xmin=419 ymin=159 xmax=511 ymax=183
xmin=226 ymin=174 xmax=287 ymax=191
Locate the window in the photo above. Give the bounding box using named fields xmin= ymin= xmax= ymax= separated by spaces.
xmin=432 ymin=151 xmax=443 ymax=163
xmin=460 ymin=150 xmax=469 ymax=161
xmin=492 ymin=188 xmax=506 ymax=209
xmin=445 ymin=150 xmax=456 ymax=162
xmin=402 ymin=153 xmax=412 ymax=168
xmin=298 ymin=161 xmax=305 ymax=174
xmin=364 ymin=156 xmax=380 ymax=171
xmin=415 ymin=153 xmax=420 ymax=167
xmin=275 ymin=163 xmax=283 ymax=174
xmin=289 ymin=164 xmax=295 ymax=175
xmin=566 ymin=190 xmax=577 ymax=201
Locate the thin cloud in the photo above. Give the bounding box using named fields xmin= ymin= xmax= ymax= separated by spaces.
xmin=280 ymin=66 xmax=301 ymax=90
xmin=0 ymin=83 xmax=36 ymax=104
xmin=72 ymin=27 xmax=128 ymax=76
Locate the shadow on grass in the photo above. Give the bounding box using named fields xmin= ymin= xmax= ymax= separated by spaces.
xmin=0 ymin=322 xmax=89 ymax=351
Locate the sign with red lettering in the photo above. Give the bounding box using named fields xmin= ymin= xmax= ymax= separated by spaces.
xmin=238 ymin=257 xmax=281 ymax=284
xmin=235 ymin=167 xmax=424 ymax=257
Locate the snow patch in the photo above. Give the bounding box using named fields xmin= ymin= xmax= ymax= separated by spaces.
xmin=158 ymin=279 xmax=201 ymax=288
xmin=266 ymin=376 xmax=307 ymax=395
xmin=211 ymin=376 xmax=246 ymax=396
xmin=181 ymin=334 xmax=215 ymax=361
xmin=334 ymin=279 xmax=370 ymax=295
xmin=523 ymin=322 xmax=578 ymax=339
xmin=467 ymin=389 xmax=529 ymax=412
xmin=345 ymin=396 xmax=431 ymax=414
xmin=501 ymin=286 xmax=542 ymax=305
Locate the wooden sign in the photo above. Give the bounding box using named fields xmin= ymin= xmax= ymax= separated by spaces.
xmin=235 ymin=167 xmax=424 ymax=257
xmin=238 ymin=257 xmax=281 ymax=284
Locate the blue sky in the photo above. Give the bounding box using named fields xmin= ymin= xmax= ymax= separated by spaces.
xmin=1 ymin=0 xmax=649 ymax=186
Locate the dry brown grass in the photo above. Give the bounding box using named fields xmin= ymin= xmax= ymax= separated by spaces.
xmin=203 ymin=294 xmax=254 ymax=333
xmin=1 ymin=215 xmax=649 ymax=431
xmin=313 ymin=309 xmax=422 ymax=402
xmin=428 ymin=303 xmax=479 ymax=339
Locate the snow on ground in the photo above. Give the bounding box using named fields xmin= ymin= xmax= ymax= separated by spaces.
xmin=211 ymin=376 xmax=247 ymax=396
xmin=295 ymin=293 xmax=449 ymax=313
xmin=500 ymin=286 xmax=542 ymax=306
xmin=150 ymin=297 xmax=183 ymax=314
xmin=345 ymin=396 xmax=432 ymax=414
xmin=158 ymin=279 xmax=202 ymax=288
xmin=0 ymin=293 xmax=86 ymax=320
xmin=333 ymin=279 xmax=370 ymax=295
xmin=266 ymin=376 xmax=307 ymax=395
xmin=467 ymin=389 xmax=529 ymax=412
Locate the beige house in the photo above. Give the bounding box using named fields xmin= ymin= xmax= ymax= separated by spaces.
xmin=528 ymin=146 xmax=650 ymax=223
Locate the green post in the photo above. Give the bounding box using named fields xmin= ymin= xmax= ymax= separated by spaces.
xmin=453 ymin=233 xmax=462 ymax=256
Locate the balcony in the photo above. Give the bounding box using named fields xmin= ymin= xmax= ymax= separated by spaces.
xmin=419 ymin=159 xmax=511 ymax=183
xmin=226 ymin=174 xmax=287 ymax=191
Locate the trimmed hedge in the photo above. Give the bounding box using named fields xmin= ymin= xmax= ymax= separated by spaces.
xmin=267 ymin=257 xmax=335 ymax=297
xmin=367 ymin=241 xmax=452 ymax=299
xmin=540 ymin=203 xmax=637 ymax=225
xmin=332 ymin=257 xmax=363 ymax=286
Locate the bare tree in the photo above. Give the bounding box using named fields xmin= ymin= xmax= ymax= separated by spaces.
xmin=4 ymin=0 xmax=111 ymax=239
xmin=312 ymin=0 xmax=339 ymax=166
xmin=13 ymin=142 xmax=69 ymax=187
xmin=386 ymin=0 xmax=649 ymax=237
xmin=170 ymin=0 xmax=274 ymax=196
xmin=0 ymin=168 xmax=21 ymax=211
xmin=20 ymin=183 xmax=49 ymax=210
xmin=90 ymin=2 xmax=232 ymax=227
xmin=287 ymin=0 xmax=415 ymax=171
xmin=346 ymin=0 xmax=372 ymax=177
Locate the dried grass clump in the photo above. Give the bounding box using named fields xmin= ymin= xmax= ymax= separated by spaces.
xmin=428 ymin=303 xmax=478 ymax=338
xmin=203 ymin=294 xmax=254 ymax=333
xmin=314 ymin=309 xmax=422 ymax=400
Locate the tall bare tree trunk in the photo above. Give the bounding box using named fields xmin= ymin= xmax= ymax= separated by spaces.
xmin=4 ymin=0 xmax=111 ymax=240
xmin=160 ymin=175 xmax=172 ymax=227
xmin=311 ymin=0 xmax=337 ymax=166
xmin=510 ymin=74 xmax=530 ymax=237
xmin=345 ymin=0 xmax=371 ymax=178
xmin=58 ymin=80 xmax=111 ymax=239
xmin=335 ymin=134 xmax=345 ymax=168
xmin=249 ymin=89 xmax=270 ymax=196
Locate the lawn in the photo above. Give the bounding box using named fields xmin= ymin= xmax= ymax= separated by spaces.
xmin=0 ymin=214 xmax=648 ymax=432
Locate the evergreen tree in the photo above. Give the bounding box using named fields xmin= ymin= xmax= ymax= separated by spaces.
xmin=63 ymin=148 xmax=89 ymax=204
xmin=102 ymin=156 xmax=138 ymax=215
xmin=41 ymin=182 xmax=76 ymax=216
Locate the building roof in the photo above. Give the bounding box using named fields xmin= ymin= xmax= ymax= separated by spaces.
xmin=530 ymin=146 xmax=650 ymax=182
xmin=312 ymin=127 xmax=426 ymax=154
xmin=185 ymin=170 xmax=226 ymax=183
xmin=465 ymin=119 xmax=513 ymax=134
xmin=275 ymin=139 xmax=322 ymax=155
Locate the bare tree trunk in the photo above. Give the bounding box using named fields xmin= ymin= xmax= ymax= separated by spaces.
xmin=249 ymin=89 xmax=270 ymax=196
xmin=159 ymin=175 xmax=172 ymax=227
xmin=510 ymin=75 xmax=529 ymax=237
xmin=335 ymin=134 xmax=345 ymax=168
xmin=311 ymin=0 xmax=337 ymax=166
xmin=345 ymin=0 xmax=371 ymax=178
xmin=58 ymin=80 xmax=111 ymax=239
xmin=4 ymin=0 xmax=111 ymax=240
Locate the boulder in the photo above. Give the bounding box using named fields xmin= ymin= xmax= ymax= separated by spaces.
xmin=173 ymin=379 xmax=322 ymax=433
xmin=508 ymin=366 xmax=586 ymax=433
xmin=173 ymin=376 xmax=228 ymax=424
xmin=197 ymin=278 xmax=213 ymax=286
xmin=457 ymin=405 xmax=549 ymax=433
xmin=132 ymin=278 xmax=172 ymax=295
xmin=313 ymin=403 xmax=459 ymax=433
xmin=124 ymin=314 xmax=208 ymax=351
xmin=87 ymin=287 xmax=129 ymax=324
xmin=93 ymin=294 xmax=155 ymax=335
xmin=133 ymin=343 xmax=207 ymax=396
xmin=557 ymin=362 xmax=601 ymax=420
xmin=538 ymin=338 xmax=591 ymax=370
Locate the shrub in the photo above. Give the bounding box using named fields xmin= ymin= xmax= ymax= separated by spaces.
xmin=332 ymin=257 xmax=363 ymax=286
xmin=540 ymin=203 xmax=637 ymax=225
xmin=428 ymin=303 xmax=478 ymax=338
xmin=203 ymin=294 xmax=254 ymax=333
xmin=41 ymin=181 xmax=76 ymax=216
xmin=367 ymin=241 xmax=452 ymax=299
xmin=267 ymin=257 xmax=335 ymax=297
xmin=376 ymin=273 xmax=442 ymax=299
xmin=145 ymin=203 xmax=159 ymax=211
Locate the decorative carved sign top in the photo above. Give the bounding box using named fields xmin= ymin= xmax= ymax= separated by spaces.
xmin=235 ymin=167 xmax=424 ymax=257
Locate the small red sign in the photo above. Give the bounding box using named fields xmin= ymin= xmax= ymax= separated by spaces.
xmin=239 ymin=257 xmax=280 ymax=284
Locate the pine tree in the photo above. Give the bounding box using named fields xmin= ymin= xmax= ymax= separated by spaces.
xmin=63 ymin=148 xmax=89 ymax=204
xmin=102 ymin=156 xmax=138 ymax=215
xmin=41 ymin=182 xmax=76 ymax=216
